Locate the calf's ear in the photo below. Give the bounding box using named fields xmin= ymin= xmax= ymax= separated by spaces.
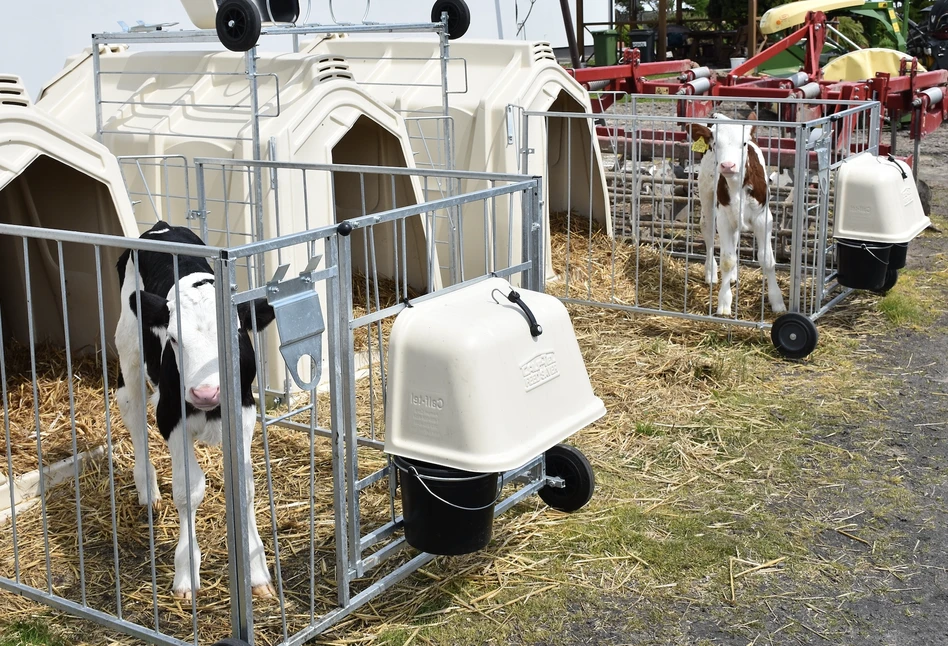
xmin=129 ymin=291 xmax=170 ymax=331
xmin=238 ymin=298 xmax=276 ymax=332
xmin=746 ymin=111 xmax=758 ymax=142
xmin=686 ymin=123 xmax=713 ymax=144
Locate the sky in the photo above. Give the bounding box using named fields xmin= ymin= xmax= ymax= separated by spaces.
xmin=0 ymin=0 xmax=608 ymax=100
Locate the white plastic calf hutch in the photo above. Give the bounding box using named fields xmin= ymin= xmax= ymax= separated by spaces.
xmin=304 ymin=35 xmax=612 ymax=286
xmin=36 ymin=43 xmax=440 ymax=392
xmin=0 ymin=82 xmax=138 ymax=353
xmin=36 ymin=46 xmax=430 ymax=269
xmin=834 ymin=153 xmax=932 ymax=293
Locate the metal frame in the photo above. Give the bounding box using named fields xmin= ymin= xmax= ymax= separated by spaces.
xmin=515 ymin=94 xmax=881 ymax=333
xmin=203 ymin=159 xmax=548 ymax=644
xmin=94 ymin=19 xmax=466 ymax=289
xmin=90 ymin=22 xmax=455 ymax=170
xmin=0 ymin=158 xmax=548 ymax=645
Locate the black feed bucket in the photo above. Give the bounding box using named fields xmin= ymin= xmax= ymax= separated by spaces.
xmin=836 ymin=239 xmax=892 ymax=291
xmin=393 ymin=456 xmax=500 ymax=555
xmin=890 ymin=242 xmax=909 ymax=270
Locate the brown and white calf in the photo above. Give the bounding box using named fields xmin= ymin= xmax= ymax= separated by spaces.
xmin=114 ymin=221 xmax=276 ymax=599
xmin=686 ymin=113 xmax=786 ymax=316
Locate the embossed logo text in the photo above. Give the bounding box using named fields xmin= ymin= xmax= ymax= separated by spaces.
xmin=520 ymin=352 xmax=559 ymax=392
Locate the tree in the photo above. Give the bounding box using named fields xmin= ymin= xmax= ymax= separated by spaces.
xmin=705 ymin=0 xmax=782 ymax=25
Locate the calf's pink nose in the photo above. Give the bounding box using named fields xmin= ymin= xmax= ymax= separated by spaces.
xmin=720 ymin=161 xmax=737 ymax=173
xmin=189 ymin=386 xmax=220 ymax=407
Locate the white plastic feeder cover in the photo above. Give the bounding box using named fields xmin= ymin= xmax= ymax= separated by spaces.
xmin=384 ymin=277 xmax=606 ymax=473
xmin=179 ymin=0 xmax=219 ymax=29
xmin=834 ymin=154 xmax=931 ymax=243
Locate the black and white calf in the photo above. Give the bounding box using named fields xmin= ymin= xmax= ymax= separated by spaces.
xmin=115 ymin=221 xmax=276 ymax=599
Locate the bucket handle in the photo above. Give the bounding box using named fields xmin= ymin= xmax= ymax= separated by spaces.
xmin=837 ymin=239 xmax=891 ymax=266
xmin=406 ymin=465 xmax=503 ymax=512
xmin=857 ymin=243 xmax=890 ymax=266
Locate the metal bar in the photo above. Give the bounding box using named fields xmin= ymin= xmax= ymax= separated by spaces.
xmin=129 ymin=252 xmax=162 ymax=632
xmin=92 ymin=22 xmax=445 ymax=43
xmin=358 ymin=535 xmax=409 ymax=571
xmin=223 ymin=184 xmax=538 ymax=259
xmin=22 ymin=239 xmax=54 ymax=594
xmin=558 ymin=298 xmax=772 ymax=330
xmin=0 ymin=273 xmax=19 ymax=586
xmin=439 ymin=20 xmax=453 ymax=172
xmin=328 ymin=232 xmax=353 ymax=608
xmin=280 ymin=552 xmax=438 ymax=646
xmin=809 ymin=285 xmax=855 ymax=321
xmin=215 ymin=253 xmax=255 ymax=642
xmin=261 ymin=417 xmax=383 ymax=449
xmin=98 ymin=100 xmax=260 ymax=110
xmin=789 ymin=127 xmax=808 ymax=312
xmin=99 ymin=129 xmax=254 ymax=143
xmin=191 ymin=158 xmax=533 ymax=183
xmin=94 ymin=246 xmax=124 ymax=619
xmin=57 ymin=242 xmax=88 ymax=607
xmin=0 ymin=578 xmax=192 ymax=646
xmin=355 ymin=466 xmax=391 ymax=491
xmin=170 ymin=257 xmax=201 ymax=637
xmin=93 ymin=45 xmax=104 ymax=141
xmin=0 ymin=222 xmax=221 ymax=255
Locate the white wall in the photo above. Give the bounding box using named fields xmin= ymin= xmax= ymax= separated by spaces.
xmin=0 ymin=0 xmax=609 ymax=100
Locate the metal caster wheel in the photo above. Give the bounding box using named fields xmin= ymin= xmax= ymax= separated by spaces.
xmin=431 ymin=0 xmax=471 ymax=39
xmin=771 ymin=312 xmax=819 ymax=360
xmin=216 ymin=0 xmax=262 ymax=52
xmin=539 ymin=444 xmax=595 ymax=512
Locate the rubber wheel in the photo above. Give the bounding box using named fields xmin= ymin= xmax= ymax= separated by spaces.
xmin=216 ymin=0 xmax=262 ymax=52
xmin=771 ymin=312 xmax=819 ymax=360
xmin=539 ymin=444 xmax=595 ymax=512
xmin=431 ymin=0 xmax=471 ymax=39
xmin=211 ymin=639 xmax=252 ymax=646
xmin=918 ymin=178 xmax=932 ymax=217
xmin=872 ymin=267 xmax=899 ymax=294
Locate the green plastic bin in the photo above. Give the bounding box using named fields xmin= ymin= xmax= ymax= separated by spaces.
xmin=592 ymin=29 xmax=619 ymax=66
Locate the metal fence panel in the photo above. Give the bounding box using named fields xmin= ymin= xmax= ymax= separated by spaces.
xmin=516 ymin=95 xmax=881 ymax=332
xmin=0 ymin=160 xmax=543 ymax=645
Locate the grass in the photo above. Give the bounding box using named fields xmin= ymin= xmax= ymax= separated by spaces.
xmin=0 ymin=618 xmax=65 ymax=646
xmin=877 ymin=269 xmax=942 ymax=327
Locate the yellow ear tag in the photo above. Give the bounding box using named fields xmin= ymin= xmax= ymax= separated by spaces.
xmin=692 ymin=137 xmax=709 ymax=154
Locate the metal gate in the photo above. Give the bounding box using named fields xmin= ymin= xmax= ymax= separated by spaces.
xmin=0 ymin=161 xmax=546 ymax=645
xmin=512 ymin=94 xmax=882 ymax=352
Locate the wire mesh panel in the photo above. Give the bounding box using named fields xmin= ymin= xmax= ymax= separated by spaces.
xmin=515 ymin=95 xmax=881 ymax=335
xmin=206 ymin=160 xmax=546 ymax=645
xmin=0 ymin=159 xmax=544 ymax=645
xmin=0 ymin=223 xmax=231 ymax=645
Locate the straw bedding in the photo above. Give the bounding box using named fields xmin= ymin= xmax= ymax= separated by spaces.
xmin=0 ymin=209 xmax=835 ymax=644
xmin=546 ymin=211 xmax=799 ymax=320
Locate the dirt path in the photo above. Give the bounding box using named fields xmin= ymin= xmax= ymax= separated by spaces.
xmin=551 ymin=134 xmax=948 ymax=646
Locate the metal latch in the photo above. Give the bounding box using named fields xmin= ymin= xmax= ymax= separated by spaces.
xmin=267 ymin=256 xmax=326 ymax=390
xmin=809 ymin=126 xmax=832 ymax=172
